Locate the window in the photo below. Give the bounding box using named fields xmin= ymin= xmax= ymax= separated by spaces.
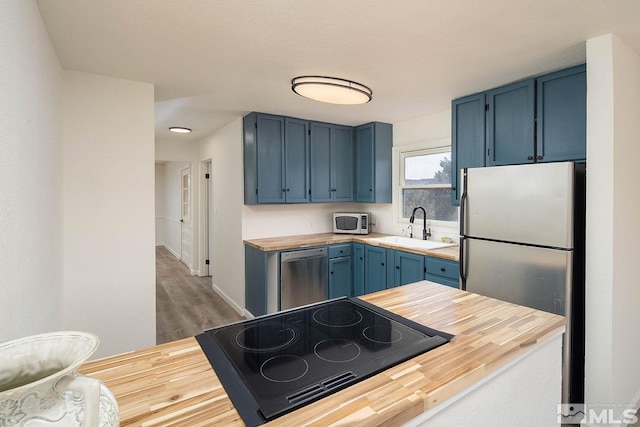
xmin=399 ymin=147 xmax=458 ymax=223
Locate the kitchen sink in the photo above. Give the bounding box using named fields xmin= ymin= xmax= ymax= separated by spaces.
xmin=371 ymin=236 xmax=457 ymax=250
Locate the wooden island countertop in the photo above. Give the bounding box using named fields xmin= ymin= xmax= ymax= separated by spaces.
xmin=80 ymin=281 xmax=564 ymax=426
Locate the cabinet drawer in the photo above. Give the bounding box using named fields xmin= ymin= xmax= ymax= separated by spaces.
xmin=429 ymin=275 xmax=459 ymax=288
xmin=425 ymin=257 xmax=459 ymax=280
xmin=328 ymin=244 xmax=352 ymax=258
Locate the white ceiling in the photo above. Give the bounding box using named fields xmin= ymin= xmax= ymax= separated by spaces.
xmin=37 ymin=0 xmax=640 ymax=142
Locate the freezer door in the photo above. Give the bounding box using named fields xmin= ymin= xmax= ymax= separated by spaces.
xmin=463 ymin=162 xmax=574 ymax=248
xmin=461 ymin=238 xmax=572 ymax=316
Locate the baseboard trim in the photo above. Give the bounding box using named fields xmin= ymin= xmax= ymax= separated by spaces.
xmin=211 ymin=283 xmax=245 ymax=317
xmin=163 ymin=245 xmax=181 ymax=260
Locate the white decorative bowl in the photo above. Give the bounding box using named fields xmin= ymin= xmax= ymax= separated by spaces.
xmin=0 ymin=331 xmax=118 ymax=426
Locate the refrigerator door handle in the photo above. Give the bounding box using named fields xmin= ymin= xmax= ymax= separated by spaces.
xmin=459 ymin=168 xmax=468 ymax=290
xmin=459 ymin=236 xmax=466 ymax=290
xmin=459 ymin=168 xmax=468 ymax=237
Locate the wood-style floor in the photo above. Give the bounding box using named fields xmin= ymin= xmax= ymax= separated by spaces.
xmin=156 ymin=246 xmax=244 ymax=344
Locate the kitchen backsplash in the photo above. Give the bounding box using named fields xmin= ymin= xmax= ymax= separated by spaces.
xmin=241 ymin=203 xmax=459 ymax=243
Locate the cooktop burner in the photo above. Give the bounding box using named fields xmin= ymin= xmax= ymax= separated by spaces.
xmin=196 ymin=297 xmax=452 ymax=426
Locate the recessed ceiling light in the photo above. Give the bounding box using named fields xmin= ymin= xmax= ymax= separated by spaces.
xmin=291 ymin=76 xmax=372 ymax=105
xmin=169 ymin=127 xmax=192 ymax=134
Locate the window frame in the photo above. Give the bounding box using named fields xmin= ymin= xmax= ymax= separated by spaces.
xmin=397 ymin=145 xmax=458 ymax=226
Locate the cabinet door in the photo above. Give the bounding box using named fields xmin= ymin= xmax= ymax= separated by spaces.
xmin=486 ymin=79 xmax=535 ymax=166
xmin=284 ymin=118 xmax=310 ymax=203
xmin=310 ymin=122 xmax=333 ymax=202
xmin=536 ymin=65 xmax=586 ymax=163
xmin=353 ymin=244 xmax=365 ymax=296
xmin=355 ymin=122 xmax=393 ymax=203
xmin=329 ymin=256 xmax=353 ymax=299
xmin=451 ymin=93 xmax=486 ymax=206
xmin=394 ymin=250 xmax=425 ymax=287
xmin=364 ymin=245 xmax=387 ymax=294
xmin=355 ymin=123 xmax=374 ymax=202
xmin=333 ymin=125 xmax=354 ymax=201
xmin=256 ymin=114 xmax=286 ymax=203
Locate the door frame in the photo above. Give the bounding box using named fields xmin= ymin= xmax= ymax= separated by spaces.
xmin=198 ymin=158 xmax=214 ymax=277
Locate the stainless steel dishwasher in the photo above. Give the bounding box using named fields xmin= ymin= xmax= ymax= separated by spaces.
xmin=280 ymin=247 xmax=327 ymax=310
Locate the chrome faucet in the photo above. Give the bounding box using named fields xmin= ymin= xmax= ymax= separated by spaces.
xmin=409 ymin=206 xmax=431 ymax=240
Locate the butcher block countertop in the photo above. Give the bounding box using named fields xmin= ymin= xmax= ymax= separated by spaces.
xmin=243 ymin=232 xmax=459 ymax=261
xmin=79 ymin=281 xmax=564 ymax=426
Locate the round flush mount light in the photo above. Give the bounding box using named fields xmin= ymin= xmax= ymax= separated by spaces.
xmin=291 ymin=76 xmax=372 ymax=105
xmin=169 ymin=127 xmax=192 ymax=134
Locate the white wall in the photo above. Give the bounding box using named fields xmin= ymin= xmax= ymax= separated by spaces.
xmin=62 ymin=70 xmax=156 ymax=358
xmin=585 ymin=34 xmax=640 ymax=408
xmin=393 ymin=110 xmax=451 ymax=147
xmin=0 ymin=0 xmax=63 ymax=342
xmin=199 ymin=118 xmax=245 ymax=313
xmin=156 ymin=137 xmax=199 ymax=161
xmin=242 ymin=202 xmax=390 ymax=239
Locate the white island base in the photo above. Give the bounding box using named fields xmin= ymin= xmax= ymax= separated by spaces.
xmin=406 ymin=332 xmax=563 ymax=427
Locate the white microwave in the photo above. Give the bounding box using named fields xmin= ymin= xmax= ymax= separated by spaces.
xmin=333 ymin=212 xmax=371 ymax=235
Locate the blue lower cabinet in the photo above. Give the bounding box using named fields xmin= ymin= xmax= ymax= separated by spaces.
xmin=364 ymin=245 xmax=387 ymax=294
xmin=328 ymin=256 xmax=353 ymax=298
xmin=353 ymin=244 xmax=365 ymax=296
xmin=425 ymin=256 xmax=460 ymax=288
xmin=386 ymin=249 xmax=395 ymax=288
xmin=393 ymin=250 xmax=425 ymax=287
xmin=245 ymin=245 xmax=268 ymax=316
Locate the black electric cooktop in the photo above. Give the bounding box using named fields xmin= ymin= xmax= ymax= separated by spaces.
xmin=196 ymin=297 xmax=452 ymax=426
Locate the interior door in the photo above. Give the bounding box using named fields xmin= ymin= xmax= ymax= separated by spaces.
xmin=180 ymin=166 xmax=192 ymax=269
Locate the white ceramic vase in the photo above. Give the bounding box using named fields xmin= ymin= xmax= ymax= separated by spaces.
xmin=0 ymin=331 xmax=119 ymax=426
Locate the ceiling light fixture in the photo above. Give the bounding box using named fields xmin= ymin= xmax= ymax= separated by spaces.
xmin=169 ymin=127 xmax=192 ymax=134
xmin=291 ymin=76 xmax=372 ymax=105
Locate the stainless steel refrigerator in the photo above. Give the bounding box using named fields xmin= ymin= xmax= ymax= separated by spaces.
xmin=459 ymin=161 xmax=585 ymax=404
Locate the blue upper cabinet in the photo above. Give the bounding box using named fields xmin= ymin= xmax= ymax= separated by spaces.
xmin=244 ymin=113 xmax=392 ymax=205
xmin=310 ymin=122 xmax=353 ymax=202
xmin=284 ymin=118 xmax=310 ymax=203
xmin=243 ymin=113 xmax=286 ymax=204
xmin=310 ymin=122 xmax=334 ymax=202
xmin=354 ymin=122 xmax=393 ymax=203
xmin=451 ymin=94 xmax=486 ymax=206
xmin=333 ymin=125 xmax=354 ymax=201
xmin=244 ymin=113 xmax=309 ymax=205
xmin=536 ymin=64 xmax=586 ymax=163
xmin=486 ymin=79 xmax=536 ymax=166
xmin=451 ymin=65 xmax=587 ymax=206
